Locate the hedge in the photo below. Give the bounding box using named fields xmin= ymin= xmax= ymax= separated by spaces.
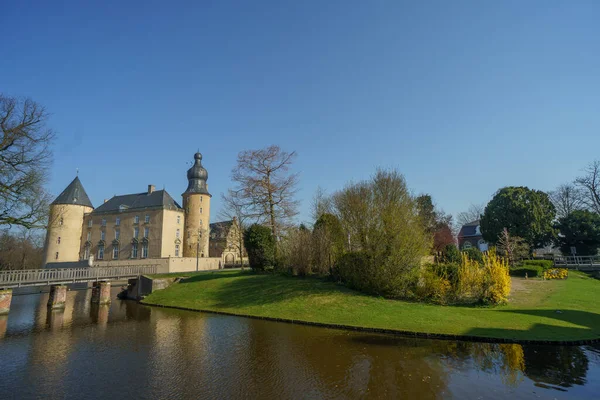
xmin=510 ymin=266 xmax=544 ymax=278
xmin=519 ymin=259 xmax=553 ymax=269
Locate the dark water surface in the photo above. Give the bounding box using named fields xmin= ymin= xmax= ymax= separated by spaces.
xmin=1 ymin=288 xmax=599 ymax=399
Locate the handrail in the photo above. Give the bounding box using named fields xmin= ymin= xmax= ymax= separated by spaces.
xmin=554 ymin=256 xmax=600 ymax=266
xmin=0 ymin=265 xmax=159 ymax=288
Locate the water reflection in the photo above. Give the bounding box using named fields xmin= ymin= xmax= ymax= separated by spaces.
xmin=0 ymin=288 xmax=599 ymax=399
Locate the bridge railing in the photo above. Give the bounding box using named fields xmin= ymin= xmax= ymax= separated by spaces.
xmin=0 ymin=265 xmax=159 ymax=287
xmin=554 ymin=256 xmax=600 ymax=267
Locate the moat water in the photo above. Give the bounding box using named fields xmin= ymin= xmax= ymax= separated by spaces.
xmin=1 ymin=287 xmax=599 ymax=399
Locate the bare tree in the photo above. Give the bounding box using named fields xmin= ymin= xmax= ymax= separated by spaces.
xmin=575 ymin=160 xmax=600 ymax=213
xmin=310 ymin=186 xmax=334 ymax=223
xmin=456 ymin=203 xmax=485 ymax=227
xmin=230 ymin=145 xmax=300 ymax=243
xmin=0 ymin=95 xmax=54 ymax=229
xmin=549 ymin=183 xmax=585 ymax=219
xmin=219 ymin=189 xmax=250 ymax=266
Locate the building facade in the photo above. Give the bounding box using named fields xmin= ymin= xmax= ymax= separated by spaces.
xmin=42 ymin=152 xmax=229 ymax=266
xmin=209 ymin=217 xmax=246 ymax=265
xmin=457 ymin=220 xmax=489 ymax=252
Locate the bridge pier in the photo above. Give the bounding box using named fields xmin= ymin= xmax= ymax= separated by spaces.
xmin=91 ymin=282 xmax=111 ymax=305
xmin=48 ymin=285 xmax=67 ymax=309
xmin=0 ymin=289 xmax=12 ymax=315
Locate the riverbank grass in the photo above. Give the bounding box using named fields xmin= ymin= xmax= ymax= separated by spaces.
xmin=142 ymin=270 xmax=600 ymax=342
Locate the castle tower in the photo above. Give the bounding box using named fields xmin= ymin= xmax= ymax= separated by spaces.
xmin=182 ymin=152 xmax=211 ymax=257
xmin=43 ymin=176 xmax=94 ymax=266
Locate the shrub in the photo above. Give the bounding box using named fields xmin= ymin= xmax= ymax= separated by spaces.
xmin=509 ymin=266 xmax=543 ymax=278
xmin=519 ymin=259 xmax=553 ymax=270
xmin=333 ymin=251 xmax=375 ymax=293
xmin=243 ymin=224 xmax=275 ymax=271
xmin=417 ymin=268 xmax=451 ymax=304
xmin=544 ymin=268 xmax=569 ymax=280
xmin=462 ymin=247 xmax=483 ymax=263
xmin=440 ymin=244 xmax=461 ymax=264
xmin=430 ymin=262 xmax=460 ymax=285
xmin=456 ymin=253 xmax=484 ymax=303
xmin=482 ymin=250 xmax=511 ymax=305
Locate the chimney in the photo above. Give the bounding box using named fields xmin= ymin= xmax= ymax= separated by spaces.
xmin=148 ymin=184 xmax=155 ymax=194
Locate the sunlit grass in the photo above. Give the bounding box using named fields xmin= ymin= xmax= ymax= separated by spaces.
xmin=142 ymin=270 xmax=600 ymax=342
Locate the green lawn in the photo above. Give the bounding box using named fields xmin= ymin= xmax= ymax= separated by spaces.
xmin=142 ymin=270 xmax=600 ymax=342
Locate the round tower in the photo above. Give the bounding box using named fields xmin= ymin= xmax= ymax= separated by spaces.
xmin=43 ymin=176 xmax=94 ymax=266
xmin=182 ymin=152 xmax=211 ymax=257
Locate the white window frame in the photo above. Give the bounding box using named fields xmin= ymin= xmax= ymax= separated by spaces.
xmin=145 ymin=214 xmax=150 ymax=223
xmin=113 ymin=245 xmax=119 ymax=259
xmin=134 ymin=215 xmax=140 ymax=224
xmin=88 ymin=219 xmax=93 ymax=227
xmin=134 ymin=227 xmax=139 ymax=239
xmin=131 ymin=244 xmax=138 ymax=258
xmin=116 ymin=217 xmax=120 ymax=226
xmin=142 ymin=244 xmax=148 ymax=259
xmin=115 ymin=229 xmax=120 ymax=240
xmin=98 ymin=245 xmax=104 ymax=260
xmin=175 ymin=244 xmax=180 ymax=257
xmin=144 ymin=227 xmax=149 ymax=238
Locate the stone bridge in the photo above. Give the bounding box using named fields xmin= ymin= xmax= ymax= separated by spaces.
xmin=0 ymin=265 xmax=159 ymax=314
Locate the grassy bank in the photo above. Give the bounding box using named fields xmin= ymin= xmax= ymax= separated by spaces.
xmin=142 ymin=270 xmax=600 ymax=342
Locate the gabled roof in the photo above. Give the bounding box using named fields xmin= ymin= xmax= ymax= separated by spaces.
xmin=91 ymin=190 xmax=182 ymax=214
xmin=51 ymin=177 xmax=94 ymax=208
xmin=210 ymin=220 xmax=234 ymax=239
xmin=458 ymin=220 xmax=481 ymax=238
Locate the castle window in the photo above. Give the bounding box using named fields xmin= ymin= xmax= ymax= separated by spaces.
xmin=88 ymin=219 xmax=93 ymax=227
xmin=101 ymin=219 xmax=106 ymax=227
xmin=141 ymin=243 xmax=148 ymax=258
xmin=57 ymin=237 xmax=61 ymax=244
xmin=176 ymin=229 xmax=180 ymax=239
xmin=115 ymin=217 xmax=120 ymax=226
xmin=55 ymin=252 xmax=59 ymax=260
xmin=145 ymin=215 xmax=150 ymax=223
xmin=100 ymin=230 xmax=106 ymax=241
xmin=115 ymin=229 xmax=120 ymax=240
xmin=112 ymin=245 xmax=119 ymax=259
xmin=84 ymin=245 xmax=90 ymax=260
xmin=87 ymin=231 xmax=91 ymax=241
xmin=177 ymin=215 xmax=181 ymax=224
xmin=200 ymin=208 xmax=203 ymax=214
xmin=59 ymin=218 xmax=64 ymax=226
xmin=134 ymin=215 xmax=139 ymax=224
xmin=98 ymin=245 xmax=104 ymax=260
xmin=134 ymin=227 xmax=139 ymax=239
xmin=131 ymin=244 xmax=138 ymax=258
xmin=175 ymin=244 xmax=180 ymax=257
xmin=144 ymin=227 xmax=149 ymax=238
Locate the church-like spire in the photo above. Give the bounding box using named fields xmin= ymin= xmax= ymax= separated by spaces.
xmin=183 ymin=152 xmax=210 ymax=195
xmin=51 ymin=176 xmax=94 ymax=208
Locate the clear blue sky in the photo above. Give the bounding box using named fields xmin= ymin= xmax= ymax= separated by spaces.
xmin=2 ymin=1 xmax=599 ymax=224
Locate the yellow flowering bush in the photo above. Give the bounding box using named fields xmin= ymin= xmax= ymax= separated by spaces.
xmin=544 ymin=268 xmax=569 ymax=280
xmin=481 ymin=249 xmax=511 ymax=305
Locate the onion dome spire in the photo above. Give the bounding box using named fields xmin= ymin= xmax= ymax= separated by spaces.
xmin=184 ymin=152 xmax=210 ymax=195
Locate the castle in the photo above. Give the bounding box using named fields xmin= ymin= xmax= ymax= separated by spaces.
xmin=42 ymin=152 xmax=244 ymax=270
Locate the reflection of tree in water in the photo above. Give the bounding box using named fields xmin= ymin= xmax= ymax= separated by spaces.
xmin=522 ymin=345 xmax=589 ymax=389
xmin=244 ymin=327 xmax=451 ymax=399
xmin=439 ymin=342 xmax=525 ymax=387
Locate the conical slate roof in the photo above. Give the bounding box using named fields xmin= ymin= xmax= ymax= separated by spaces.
xmin=51 ymin=176 xmax=94 ymax=208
